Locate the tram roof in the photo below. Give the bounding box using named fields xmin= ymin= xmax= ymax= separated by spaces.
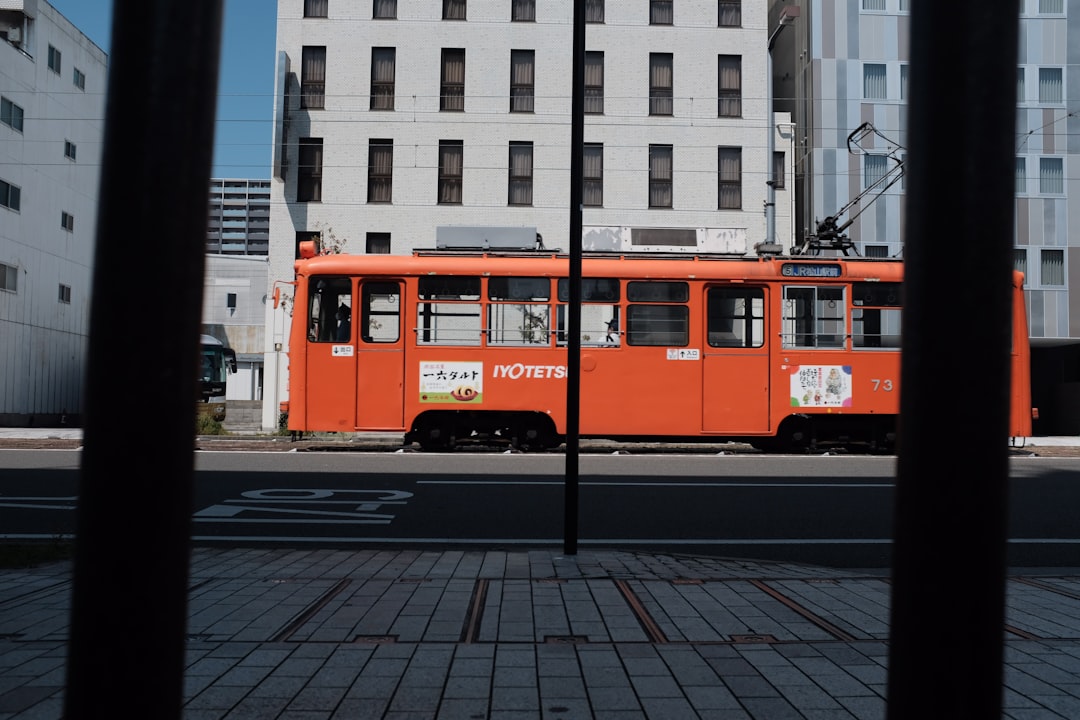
xmin=293 ymin=250 xmax=905 ymax=282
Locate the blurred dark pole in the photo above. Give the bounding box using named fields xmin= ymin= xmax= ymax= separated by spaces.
xmin=563 ymin=0 xmax=585 ymax=555
xmin=64 ymin=1 xmax=223 ymax=718
xmin=887 ymin=2 xmax=1019 ymax=719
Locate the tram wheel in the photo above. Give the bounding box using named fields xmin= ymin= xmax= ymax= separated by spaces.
xmin=417 ymin=425 xmax=454 ymax=452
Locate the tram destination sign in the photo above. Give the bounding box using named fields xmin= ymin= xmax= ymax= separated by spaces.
xmin=781 ymin=263 xmax=842 ymax=278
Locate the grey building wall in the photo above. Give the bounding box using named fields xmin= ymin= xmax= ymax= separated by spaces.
xmin=0 ymin=0 xmax=107 ymax=426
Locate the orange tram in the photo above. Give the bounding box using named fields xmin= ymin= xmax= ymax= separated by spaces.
xmin=281 ymin=243 xmax=1033 ymax=452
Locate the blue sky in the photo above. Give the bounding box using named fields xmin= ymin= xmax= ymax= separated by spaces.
xmin=49 ymin=0 xmax=277 ymax=179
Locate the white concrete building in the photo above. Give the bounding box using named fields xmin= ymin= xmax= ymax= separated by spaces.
xmin=0 ymin=0 xmax=106 ymax=426
xmin=264 ymin=0 xmax=792 ymax=430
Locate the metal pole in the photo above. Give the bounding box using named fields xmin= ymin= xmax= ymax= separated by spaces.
xmin=64 ymin=1 xmax=223 ymax=717
xmin=564 ymin=0 xmax=586 ymax=556
xmin=886 ymin=2 xmax=1019 ymax=718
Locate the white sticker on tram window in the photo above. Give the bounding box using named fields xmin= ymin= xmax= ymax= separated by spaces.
xmin=332 ymin=345 xmax=354 ymax=357
xmin=666 ymin=349 xmax=700 ymax=361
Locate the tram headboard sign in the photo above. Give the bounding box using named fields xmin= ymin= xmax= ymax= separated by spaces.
xmin=781 ymin=263 xmax=842 ymax=278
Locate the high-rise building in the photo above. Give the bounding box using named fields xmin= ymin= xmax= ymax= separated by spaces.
xmin=207 ymin=178 xmax=271 ymax=256
xmin=263 ymin=0 xmax=791 ymax=429
xmin=0 ymin=0 xmax=107 ymax=426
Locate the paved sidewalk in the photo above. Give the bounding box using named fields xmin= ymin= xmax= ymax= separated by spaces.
xmin=2 ymin=548 xmax=1080 ymax=719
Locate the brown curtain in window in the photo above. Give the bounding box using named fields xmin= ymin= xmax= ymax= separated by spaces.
xmin=511 ymin=51 xmax=535 ymax=112
xmin=719 ymin=148 xmax=742 ymax=209
xmin=369 ymin=143 xmax=393 ymax=203
xmin=583 ymin=144 xmax=603 ymax=206
xmin=649 ymin=146 xmax=672 ymax=208
xmin=301 ymin=47 xmax=326 ymax=109
xmin=584 ymin=52 xmax=604 ymax=113
xmin=509 ymin=144 xmax=533 ymax=205
xmin=650 ymin=54 xmax=673 ymax=115
xmin=439 ymin=143 xmax=463 ymax=204
xmin=718 ymin=55 xmax=741 ymax=117
xmin=444 ymin=0 xmax=466 ymax=20
xmin=371 ymin=48 xmax=395 ymax=110
xmin=442 ymin=50 xmax=465 ymax=110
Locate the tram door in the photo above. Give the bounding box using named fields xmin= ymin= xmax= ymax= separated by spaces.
xmin=355 ymin=281 xmax=405 ymax=429
xmin=702 ymin=285 xmax=770 ymax=433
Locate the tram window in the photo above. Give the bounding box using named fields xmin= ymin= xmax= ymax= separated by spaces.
xmin=489 ymin=276 xmax=550 ymax=301
xmin=308 ymin=277 xmax=352 ymax=343
xmin=852 ymin=281 xmax=902 ymax=307
xmin=707 ymin=287 xmax=764 ymax=348
xmin=782 ymin=286 xmax=845 ymax=349
xmin=557 ymin=278 xmax=620 ymax=302
xmin=851 ymin=282 xmax=902 ymax=349
xmin=627 ymin=304 xmax=689 ymax=346
xmin=555 ymin=303 xmax=620 ymax=346
xmin=418 ymin=275 xmax=480 ymax=300
xmin=556 ymin=278 xmax=621 ymax=346
xmin=361 ymin=282 xmax=400 ymax=343
xmin=416 ymin=302 xmax=482 ymax=345
xmin=627 ymin=281 xmax=689 ymax=303
xmin=488 ymin=303 xmax=551 ymax=345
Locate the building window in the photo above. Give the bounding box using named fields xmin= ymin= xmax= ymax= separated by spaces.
xmin=510 ymin=50 xmax=535 ymax=112
xmin=512 ymin=0 xmax=535 ymax=21
xmin=863 ymin=64 xmax=886 ymax=99
xmin=649 ymin=53 xmax=673 ymax=116
xmin=48 ymin=45 xmax=61 ymax=74
xmin=586 ymin=0 xmax=604 ymax=22
xmin=772 ymin=151 xmax=785 ymax=190
xmin=650 ymin=0 xmax=673 ymax=25
xmin=718 ymin=146 xmax=741 ymax=209
xmin=439 ymin=140 xmax=463 ymax=204
xmin=583 ymin=143 xmax=603 ymax=207
xmin=1040 ymin=0 xmax=1064 ymax=13
xmin=1016 ymin=157 xmax=1026 ymax=194
xmin=58 ymin=284 xmax=71 ymax=303
xmin=297 ymin=138 xmax=323 ymax=202
xmin=1014 ymin=249 xmax=1027 ymax=277
xmin=368 ymin=140 xmax=393 ymax=203
xmin=301 ymin=46 xmax=326 ymax=109
xmin=649 ymin=144 xmax=673 ymax=208
xmin=584 ymin=52 xmax=604 ymax=114
xmin=1042 ymin=249 xmax=1064 ymax=286
xmin=1017 ymin=67 xmax=1025 ymax=102
xmin=1040 ymin=157 xmax=1063 ymax=194
xmin=861 ymin=155 xmax=888 ymax=190
xmin=441 ymin=49 xmax=465 ymax=111
xmin=508 ymin=142 xmax=533 ymax=206
xmin=61 ymin=211 xmax=74 ymax=232
xmin=0 ymin=178 xmax=20 ymax=211
xmin=718 ymin=55 xmax=741 ymax=117
xmin=1039 ymin=68 xmax=1063 ymax=104
xmin=1 ymin=97 xmax=24 ymax=132
xmin=862 ymin=0 xmax=885 ymax=9
xmin=367 ymin=232 xmax=391 ymax=254
xmin=0 ymin=262 xmax=16 ymax=292
xmin=899 ymin=0 xmax=910 ymax=10
xmin=719 ymin=0 xmax=741 ymax=26
xmin=443 ymin=0 xmax=466 ymax=19
xmin=373 ymin=0 xmax=396 ymax=18
xmin=73 ymin=67 xmax=85 ymax=90
xmin=509 ymin=49 xmax=535 ymax=112
xmin=370 ymin=47 xmax=395 ymax=110
xmin=304 ymin=0 xmax=328 ymax=18
xmin=900 ymin=64 xmax=908 ymax=101
xmin=865 ymin=245 xmax=889 ymax=258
